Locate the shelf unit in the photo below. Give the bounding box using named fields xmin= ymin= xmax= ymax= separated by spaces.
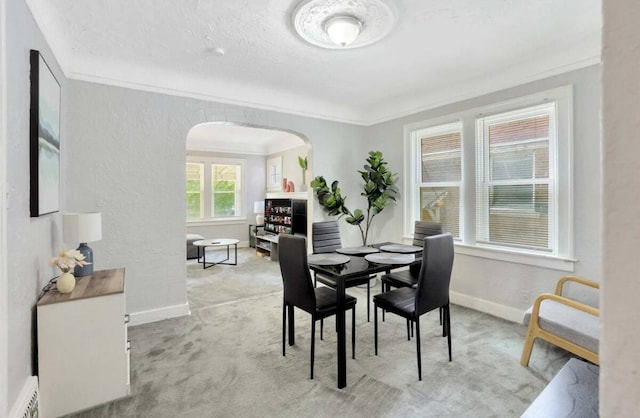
xmin=257 ymin=198 xmax=307 ymax=261
xmin=37 ymin=268 xmax=130 ymax=418
xmin=256 ymin=234 xmax=279 ymax=261
xmin=264 ymin=198 xmax=307 ymax=235
xmin=248 ymin=224 xmax=265 ymax=248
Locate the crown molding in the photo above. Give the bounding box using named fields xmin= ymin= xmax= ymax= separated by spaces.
xmin=24 ymin=0 xmax=601 ymax=128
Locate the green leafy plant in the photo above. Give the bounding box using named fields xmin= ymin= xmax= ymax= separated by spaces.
xmin=298 ymin=156 xmax=308 ymax=185
xmin=311 ymin=151 xmax=398 ymax=245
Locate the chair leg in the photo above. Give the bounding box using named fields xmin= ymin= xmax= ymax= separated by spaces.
xmin=313 ymin=271 xmax=317 ymax=288
xmin=382 ymin=283 xmax=386 ymax=322
xmin=416 ymin=317 xmax=422 ymax=381
xmin=366 ymin=280 xmax=371 ymax=322
xmin=282 ymin=303 xmax=286 ymax=357
xmin=311 ymin=318 xmax=316 ymax=379
xmin=288 ymin=305 xmax=295 ymax=346
xmin=320 ymin=318 xmax=323 ymax=340
xmin=446 ymin=305 xmax=452 ymax=362
xmin=374 ymin=305 xmax=379 ymax=355
xmin=406 ymin=319 xmax=411 ymax=341
xmin=442 ymin=306 xmax=447 ymax=337
xmin=352 ymin=306 xmax=356 ymax=359
xmin=440 ymin=306 xmax=443 ymax=326
xmin=520 ymin=321 xmax=538 ymax=367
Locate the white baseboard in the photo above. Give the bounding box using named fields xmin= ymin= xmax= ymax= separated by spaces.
xmin=450 ymin=291 xmax=524 ymax=324
xmin=9 ymin=376 xmax=38 ymax=418
xmin=128 ymin=303 xmax=191 ymax=326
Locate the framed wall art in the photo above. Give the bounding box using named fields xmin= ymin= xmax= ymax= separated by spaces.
xmin=266 ymin=156 xmax=282 ymax=192
xmin=30 ymin=49 xmax=60 ymax=217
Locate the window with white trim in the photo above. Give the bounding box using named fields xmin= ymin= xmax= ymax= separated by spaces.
xmin=412 ymin=121 xmax=462 ymax=238
xmin=406 ymin=86 xmax=573 ymax=266
xmin=186 ymin=156 xmax=244 ymax=221
xmin=476 ymin=103 xmax=555 ymax=252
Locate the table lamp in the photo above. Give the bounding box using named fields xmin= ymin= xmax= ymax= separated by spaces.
xmin=254 ymin=201 xmax=265 ymax=226
xmin=63 ymin=212 xmax=102 ymax=277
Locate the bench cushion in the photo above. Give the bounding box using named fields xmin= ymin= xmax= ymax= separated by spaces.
xmin=186 ymin=234 xmax=205 ymax=259
xmin=523 ymin=299 xmax=600 ymax=354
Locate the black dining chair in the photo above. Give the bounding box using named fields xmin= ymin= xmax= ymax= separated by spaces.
xmin=373 ymin=233 xmax=454 ymax=381
xmin=380 ymin=221 xmax=443 ymax=293
xmin=278 ymin=234 xmax=357 ymax=379
xmin=380 ymin=221 xmax=443 ymax=331
xmin=312 ymin=221 xmax=375 ymax=321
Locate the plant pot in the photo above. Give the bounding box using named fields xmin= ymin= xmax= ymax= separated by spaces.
xmin=57 ymin=272 xmax=76 ymax=294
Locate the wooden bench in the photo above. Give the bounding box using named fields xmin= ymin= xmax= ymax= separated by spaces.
xmin=522 ymin=358 xmax=599 ymax=417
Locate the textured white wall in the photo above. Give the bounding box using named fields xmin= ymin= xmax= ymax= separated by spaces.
xmin=366 ymin=66 xmax=602 ymax=315
xmin=0 ymin=0 xmax=7 ymax=415
xmin=66 ymin=80 xmax=364 ymax=318
xmin=601 ymin=1 xmax=640 ymax=414
xmin=4 ymin=0 xmax=67 ymax=410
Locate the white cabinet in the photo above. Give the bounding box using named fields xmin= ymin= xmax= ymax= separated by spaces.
xmin=37 ymin=268 xmax=130 ymax=418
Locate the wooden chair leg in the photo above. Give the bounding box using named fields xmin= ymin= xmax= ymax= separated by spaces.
xmin=416 ymin=317 xmax=422 ymax=381
xmin=374 ymin=305 xmax=379 ymax=355
xmin=310 ymin=318 xmax=316 ymax=379
xmin=520 ymin=323 xmax=538 ymax=367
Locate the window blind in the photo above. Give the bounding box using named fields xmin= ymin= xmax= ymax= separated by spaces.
xmin=416 ymin=122 xmax=462 ymax=238
xmin=476 ymin=103 xmax=555 ymax=251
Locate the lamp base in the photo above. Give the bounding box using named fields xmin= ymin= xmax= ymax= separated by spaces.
xmin=74 ymin=243 xmax=94 ymax=277
xmin=256 ymin=214 xmax=265 ymax=226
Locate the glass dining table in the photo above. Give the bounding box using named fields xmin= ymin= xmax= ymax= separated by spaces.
xmin=307 ymin=242 xmax=423 ymax=389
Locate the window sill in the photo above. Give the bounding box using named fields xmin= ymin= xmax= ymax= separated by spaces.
xmin=454 ymin=243 xmax=576 ymax=272
xmin=187 ymin=217 xmax=247 ymax=227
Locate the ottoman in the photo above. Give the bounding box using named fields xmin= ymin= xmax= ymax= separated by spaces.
xmin=186 ymin=234 xmax=205 ymax=259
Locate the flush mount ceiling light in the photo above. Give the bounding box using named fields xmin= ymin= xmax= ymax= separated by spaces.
xmin=292 ymin=0 xmax=396 ymax=50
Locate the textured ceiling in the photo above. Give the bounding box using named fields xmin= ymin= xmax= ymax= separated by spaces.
xmin=27 ymin=0 xmax=601 ymax=127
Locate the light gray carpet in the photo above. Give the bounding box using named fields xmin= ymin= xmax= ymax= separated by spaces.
xmin=67 ymin=247 xmax=571 ymax=418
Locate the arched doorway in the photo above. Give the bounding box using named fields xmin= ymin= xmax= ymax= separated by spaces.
xmin=184 ymin=122 xmax=313 ymax=250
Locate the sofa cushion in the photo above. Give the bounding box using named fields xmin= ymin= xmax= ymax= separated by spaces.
xmin=523 ymin=299 xmax=600 ymax=354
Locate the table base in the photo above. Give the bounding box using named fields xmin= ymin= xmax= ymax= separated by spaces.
xmin=197 ymin=243 xmax=238 ymax=269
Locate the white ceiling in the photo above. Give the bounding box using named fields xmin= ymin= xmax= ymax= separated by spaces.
xmin=187 ymin=123 xmax=305 ymax=155
xmin=26 ymin=0 xmax=601 ymax=150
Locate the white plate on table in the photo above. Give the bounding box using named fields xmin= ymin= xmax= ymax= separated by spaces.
xmin=308 ymin=253 xmax=351 ymax=266
xmin=379 ymin=244 xmax=423 ymax=254
xmin=364 ymin=253 xmax=415 ymax=265
xmin=335 ymin=246 xmax=380 ymax=255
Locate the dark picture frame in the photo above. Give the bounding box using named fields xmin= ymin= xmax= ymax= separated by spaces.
xmin=30 ymin=49 xmax=61 ymax=217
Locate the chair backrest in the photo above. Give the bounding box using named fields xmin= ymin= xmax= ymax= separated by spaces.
xmin=312 ymin=221 xmax=342 ymax=254
xmin=415 ymin=233 xmax=454 ymax=315
xmin=278 ymin=234 xmax=316 ymax=314
xmin=410 ymin=221 xmax=443 ymax=275
xmin=412 ymin=221 xmax=443 ymax=247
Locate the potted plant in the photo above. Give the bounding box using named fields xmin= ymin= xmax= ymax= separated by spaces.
xmin=298 ymin=156 xmax=308 ymax=191
xmin=311 ymin=150 xmax=398 ymax=245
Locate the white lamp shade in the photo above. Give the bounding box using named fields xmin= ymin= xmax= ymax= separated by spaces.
xmin=254 ymin=201 xmax=265 ymax=214
xmin=325 ymin=15 xmax=362 ymax=47
xmin=63 ymin=212 xmax=102 ymax=244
